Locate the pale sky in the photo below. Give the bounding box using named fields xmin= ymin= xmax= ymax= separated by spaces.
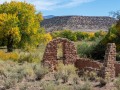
xmin=0 ymin=0 xmax=120 ymax=16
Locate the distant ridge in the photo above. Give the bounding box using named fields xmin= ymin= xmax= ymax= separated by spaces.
xmin=41 ymin=16 xmax=116 ymax=32
xmin=44 ymin=15 xmax=55 ymax=19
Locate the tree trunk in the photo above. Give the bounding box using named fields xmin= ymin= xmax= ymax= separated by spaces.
xmin=7 ymin=37 xmax=13 ymax=52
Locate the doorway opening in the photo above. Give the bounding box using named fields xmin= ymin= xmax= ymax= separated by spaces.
xmin=57 ymin=43 xmax=64 ymax=63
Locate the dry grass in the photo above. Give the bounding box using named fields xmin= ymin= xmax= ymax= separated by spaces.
xmin=0 ymin=41 xmax=117 ymax=90
xmin=0 ymin=60 xmax=118 ymax=90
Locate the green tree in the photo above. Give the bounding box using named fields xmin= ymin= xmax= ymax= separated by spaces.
xmin=0 ymin=14 xmax=20 ymax=52
xmin=91 ymin=10 xmax=120 ymax=60
xmin=0 ymin=1 xmax=43 ymax=52
xmin=60 ymin=30 xmax=77 ymax=41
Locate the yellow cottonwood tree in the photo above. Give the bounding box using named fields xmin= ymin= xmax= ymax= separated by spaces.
xmin=0 ymin=1 xmax=43 ymax=52
xmin=0 ymin=14 xmax=20 ymax=52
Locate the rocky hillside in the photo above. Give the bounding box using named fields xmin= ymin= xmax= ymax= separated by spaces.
xmin=41 ymin=16 xmax=116 ymax=32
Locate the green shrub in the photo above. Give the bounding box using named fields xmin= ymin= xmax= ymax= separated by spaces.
xmin=51 ymin=31 xmax=61 ymax=38
xmin=0 ymin=61 xmax=50 ymax=89
xmin=33 ymin=64 xmax=49 ymax=80
xmin=55 ymin=84 xmax=71 ymax=90
xmin=86 ymin=37 xmax=106 ymax=60
xmin=19 ymin=84 xmax=28 ymax=90
xmin=75 ymin=31 xmax=89 ymax=40
xmin=41 ymin=82 xmax=71 ymax=90
xmin=54 ymin=72 xmax=63 ymax=81
xmin=60 ymin=30 xmax=77 ymax=41
xmin=94 ymin=30 xmax=107 ymax=38
xmin=4 ymin=78 xmax=17 ymax=89
xmin=3 ymin=61 xmax=36 ymax=82
xmin=81 ymin=81 xmax=93 ymax=90
xmin=55 ymin=63 xmax=77 ymax=83
xmin=77 ymin=38 xmax=104 ymax=58
xmin=77 ymin=42 xmax=89 ymax=57
xmin=51 ymin=30 xmax=104 ymax=41
xmin=51 ymin=30 xmax=77 ymax=41
xmin=71 ymin=74 xmax=80 ymax=84
xmin=21 ymin=64 xmax=36 ymax=81
xmin=56 ymin=63 xmax=77 ymax=75
xmin=0 ymin=61 xmax=24 ymax=83
xmin=18 ymin=51 xmax=42 ymax=63
xmin=116 ymin=52 xmax=120 ymax=61
xmin=99 ymin=78 xmax=107 ymax=87
xmin=41 ymin=81 xmax=55 ymax=90
xmin=77 ymin=41 xmax=96 ymax=58
xmin=91 ymin=25 xmax=120 ymax=60
xmin=88 ymin=71 xmax=98 ymax=81
xmin=74 ymin=81 xmax=92 ymax=90
xmin=114 ymin=76 xmax=120 ymax=90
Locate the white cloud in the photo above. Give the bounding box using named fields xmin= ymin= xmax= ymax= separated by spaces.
xmin=0 ymin=0 xmax=95 ymax=11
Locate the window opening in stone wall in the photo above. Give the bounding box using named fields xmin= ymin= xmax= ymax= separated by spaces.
xmin=57 ymin=43 xmax=63 ymax=63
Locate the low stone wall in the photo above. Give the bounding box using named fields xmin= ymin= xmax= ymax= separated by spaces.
xmin=75 ymin=43 xmax=117 ymax=79
xmin=42 ymin=38 xmax=120 ymax=78
xmin=75 ymin=58 xmax=120 ymax=77
xmin=115 ymin=63 xmax=120 ymax=76
xmin=75 ymin=58 xmax=103 ymax=71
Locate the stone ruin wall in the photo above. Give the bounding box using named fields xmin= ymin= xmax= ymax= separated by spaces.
xmin=115 ymin=63 xmax=120 ymax=76
xmin=75 ymin=43 xmax=117 ymax=79
xmin=41 ymin=16 xmax=116 ymax=32
xmin=42 ymin=38 xmax=78 ymax=70
xmin=75 ymin=58 xmax=103 ymax=71
xmin=102 ymin=43 xmax=116 ymax=79
xmin=42 ymin=38 xmax=120 ymax=78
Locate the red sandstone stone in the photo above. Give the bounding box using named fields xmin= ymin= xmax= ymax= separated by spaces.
xmin=42 ymin=38 xmax=78 ymax=70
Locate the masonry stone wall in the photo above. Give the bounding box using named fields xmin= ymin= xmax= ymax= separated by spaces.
xmin=115 ymin=63 xmax=120 ymax=76
xmin=75 ymin=43 xmax=120 ymax=78
xmin=42 ymin=38 xmax=78 ymax=70
xmin=75 ymin=58 xmax=103 ymax=71
xmin=102 ymin=43 xmax=116 ymax=79
xmin=42 ymin=38 xmax=120 ymax=78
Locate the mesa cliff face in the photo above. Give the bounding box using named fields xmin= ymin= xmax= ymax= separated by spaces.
xmin=41 ymin=16 xmax=116 ymax=32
